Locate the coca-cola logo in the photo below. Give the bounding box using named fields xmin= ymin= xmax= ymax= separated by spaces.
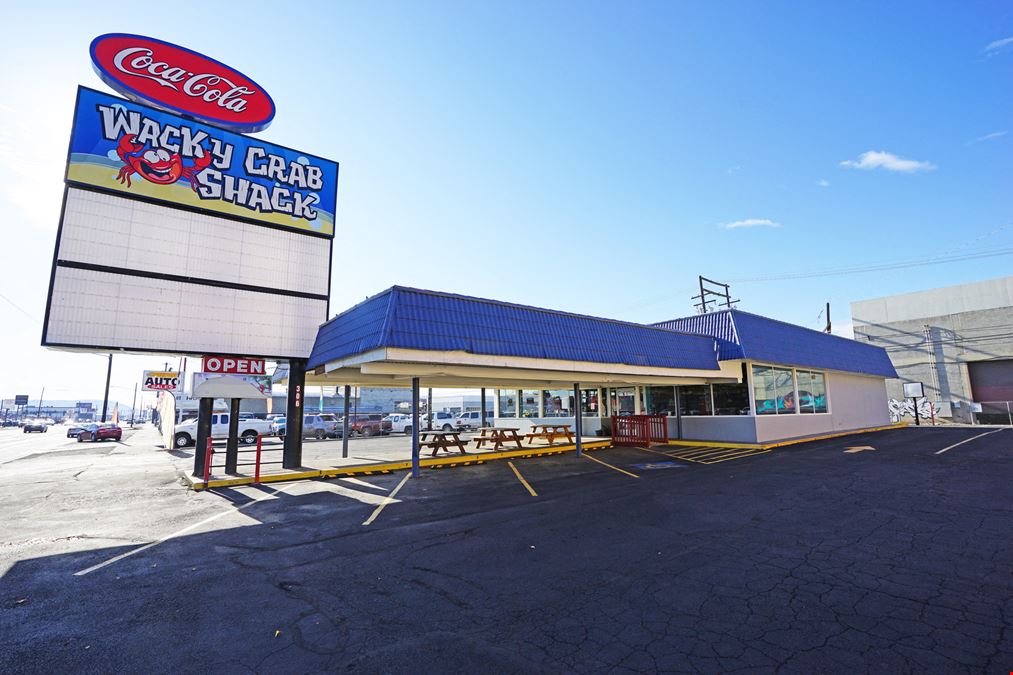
xmin=90 ymin=34 xmax=275 ymax=133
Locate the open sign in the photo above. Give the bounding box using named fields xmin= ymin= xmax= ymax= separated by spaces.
xmin=202 ymin=356 xmax=266 ymax=375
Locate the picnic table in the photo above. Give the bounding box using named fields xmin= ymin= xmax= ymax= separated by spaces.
xmin=472 ymin=427 xmax=524 ymax=451
xmin=525 ymin=423 xmax=575 ymax=445
xmin=419 ymin=430 xmax=468 ymax=457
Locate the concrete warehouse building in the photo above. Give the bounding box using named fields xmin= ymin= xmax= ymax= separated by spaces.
xmin=851 ymin=275 xmax=1013 ymax=424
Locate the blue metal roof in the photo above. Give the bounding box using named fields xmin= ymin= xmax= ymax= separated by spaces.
xmin=654 ymin=309 xmax=897 ymax=378
xmin=308 ymin=287 xmax=721 ymax=372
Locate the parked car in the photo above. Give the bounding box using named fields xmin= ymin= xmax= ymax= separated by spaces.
xmin=23 ymin=420 xmax=48 ymax=433
xmin=454 ymin=411 xmax=491 ymax=431
xmin=346 ymin=414 xmax=392 ymax=437
xmin=273 ymin=414 xmax=333 ymax=440
xmin=77 ymin=423 xmax=122 ymax=442
xmin=383 ymin=413 xmax=414 ymax=435
xmin=173 ymin=413 xmax=272 ymax=448
xmin=425 ymin=411 xmax=457 ymax=432
xmin=66 ymin=425 xmax=89 ymax=438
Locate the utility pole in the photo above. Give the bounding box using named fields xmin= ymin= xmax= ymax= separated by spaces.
xmin=101 ymin=354 xmax=113 ymax=423
xmin=36 ymin=386 xmax=45 ymax=417
xmin=130 ymin=383 xmax=138 ymax=426
xmin=692 ymin=276 xmax=739 ymax=314
xmin=824 ymin=302 xmax=831 ymax=334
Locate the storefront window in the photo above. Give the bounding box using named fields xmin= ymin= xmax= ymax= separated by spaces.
xmin=521 ymin=390 xmax=540 ymax=418
xmin=797 ymin=371 xmax=828 ymax=413
xmin=498 ymin=390 xmax=517 ymax=418
xmin=752 ymin=365 xmax=796 ymax=415
xmin=542 ymin=390 xmax=573 ymax=417
xmin=678 ymin=385 xmax=712 ymax=416
xmin=712 ymin=383 xmax=749 ymax=415
xmin=580 ymin=389 xmax=599 ymax=415
xmin=645 ymin=386 xmax=676 ymax=415
xmin=608 ymin=387 xmax=638 ymax=415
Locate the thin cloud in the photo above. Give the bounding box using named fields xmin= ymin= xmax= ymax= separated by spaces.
xmin=984 ymin=36 xmax=1013 ymax=54
xmin=967 ymin=130 xmax=1008 ymax=145
xmin=726 ymin=165 xmax=742 ymax=174
xmin=721 ymin=218 xmax=781 ymax=230
xmin=817 ymin=179 xmax=830 ymax=187
xmin=839 ymin=150 xmax=935 ymax=173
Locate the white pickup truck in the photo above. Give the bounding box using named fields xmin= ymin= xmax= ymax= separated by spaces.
xmin=174 ymin=413 xmax=272 ymax=449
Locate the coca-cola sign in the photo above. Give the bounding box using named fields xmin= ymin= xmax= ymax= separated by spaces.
xmin=90 ymin=33 xmax=275 ymax=133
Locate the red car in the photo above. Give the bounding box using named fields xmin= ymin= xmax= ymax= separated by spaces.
xmin=77 ymin=423 xmax=122 ymax=442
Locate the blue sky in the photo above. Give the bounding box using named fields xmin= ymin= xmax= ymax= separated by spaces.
xmin=0 ymin=1 xmax=1011 ymax=401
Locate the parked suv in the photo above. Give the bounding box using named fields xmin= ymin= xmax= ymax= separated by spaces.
xmin=274 ymin=414 xmax=332 ymax=440
xmin=454 ymin=411 xmax=490 ymax=431
xmin=346 ymin=414 xmax=392 ymax=437
xmin=318 ymin=413 xmax=342 ymax=438
xmin=426 ymin=411 xmax=457 ymax=432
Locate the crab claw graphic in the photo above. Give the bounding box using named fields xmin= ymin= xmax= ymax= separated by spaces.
xmin=115 ymin=134 xmax=145 ymax=187
xmin=184 ymin=147 xmax=213 ymax=192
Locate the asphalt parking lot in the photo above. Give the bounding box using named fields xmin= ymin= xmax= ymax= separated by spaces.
xmin=2 ymin=425 xmax=1011 ymax=673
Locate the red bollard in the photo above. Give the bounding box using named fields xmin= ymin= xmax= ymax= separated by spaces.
xmin=254 ymin=435 xmax=262 ymax=484
xmin=203 ymin=437 xmax=213 ymax=488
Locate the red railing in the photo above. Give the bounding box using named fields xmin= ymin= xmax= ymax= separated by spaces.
xmin=610 ymin=415 xmax=668 ymax=446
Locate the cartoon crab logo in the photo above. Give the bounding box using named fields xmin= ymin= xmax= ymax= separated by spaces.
xmin=115 ymin=133 xmax=212 ymax=191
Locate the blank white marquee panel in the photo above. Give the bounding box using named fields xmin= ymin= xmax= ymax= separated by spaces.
xmin=46 ymin=266 xmax=325 ymax=358
xmin=58 ymin=189 xmax=329 ymax=296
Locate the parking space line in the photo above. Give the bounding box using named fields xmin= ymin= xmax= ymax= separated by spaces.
xmin=583 ymin=453 xmax=639 ymax=478
xmin=74 ymin=482 xmax=298 ymax=577
xmin=507 ymin=461 xmax=538 ymax=497
xmin=934 ymin=428 xmax=1005 ymax=455
xmin=362 ymin=472 xmax=411 ymax=526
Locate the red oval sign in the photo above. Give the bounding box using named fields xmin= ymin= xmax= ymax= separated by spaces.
xmin=89 ymin=33 xmax=276 ymax=133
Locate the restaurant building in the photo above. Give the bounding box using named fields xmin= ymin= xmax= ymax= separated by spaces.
xmin=304 ymin=287 xmax=897 ymax=445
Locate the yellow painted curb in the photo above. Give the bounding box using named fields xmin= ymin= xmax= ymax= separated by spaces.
xmin=187 ymin=439 xmax=613 ymax=490
xmin=759 ymin=422 xmax=907 ymax=449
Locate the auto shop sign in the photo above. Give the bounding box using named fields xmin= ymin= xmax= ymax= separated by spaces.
xmin=202 ymin=356 xmax=266 ymax=375
xmin=90 ymin=33 xmax=276 ymax=133
xmin=142 ymin=370 xmax=182 ymax=392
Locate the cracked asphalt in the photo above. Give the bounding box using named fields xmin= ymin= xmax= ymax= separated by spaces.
xmin=1 ymin=425 xmax=1011 ymax=673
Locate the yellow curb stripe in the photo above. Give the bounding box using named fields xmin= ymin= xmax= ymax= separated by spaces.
xmin=507 ymin=461 xmax=538 ymax=497
xmin=583 ymin=453 xmax=639 ymax=478
xmin=760 ymin=423 xmax=907 ymax=449
xmin=187 ymin=440 xmax=614 ymax=490
xmin=362 ymin=472 xmax=411 ymax=526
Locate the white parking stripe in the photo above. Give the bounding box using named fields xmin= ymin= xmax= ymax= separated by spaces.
xmin=74 ymin=482 xmax=297 ymax=576
xmin=362 ymin=472 xmax=411 ymax=526
xmin=934 ymin=428 xmax=1004 ymax=455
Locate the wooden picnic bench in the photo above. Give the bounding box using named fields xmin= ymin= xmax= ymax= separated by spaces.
xmin=525 ymin=423 xmax=575 ymax=446
xmin=472 ymin=427 xmax=523 ymax=451
xmin=419 ymin=430 xmax=468 ymax=457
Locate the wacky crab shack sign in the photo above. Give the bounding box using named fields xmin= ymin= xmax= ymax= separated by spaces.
xmin=90 ymin=33 xmax=276 ymax=133
xmin=65 ymin=87 xmax=337 ymax=236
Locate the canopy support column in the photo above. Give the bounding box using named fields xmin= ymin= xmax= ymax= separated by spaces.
xmin=480 ymin=388 xmax=487 ymax=428
xmin=193 ymin=397 xmax=213 ymax=477
xmin=411 ymin=377 xmax=421 ymax=477
xmin=283 ymin=359 xmax=305 ymax=469
xmin=341 ymin=384 xmax=350 ymax=458
xmin=574 ymin=383 xmax=582 ymax=457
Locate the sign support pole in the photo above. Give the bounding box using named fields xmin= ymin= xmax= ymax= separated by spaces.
xmin=101 ymin=354 xmax=112 ymax=422
xmin=283 ymin=359 xmax=306 ymax=469
xmin=912 ymin=397 xmax=921 ymax=426
xmin=411 ymin=377 xmax=420 ymax=478
xmin=225 ymin=398 xmax=240 ymax=475
xmin=193 ymin=397 xmax=213 ymax=477
xmin=480 ymin=388 xmax=487 ymax=429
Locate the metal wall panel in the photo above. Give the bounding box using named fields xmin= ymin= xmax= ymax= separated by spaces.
xmin=46 ymin=266 xmax=325 ymax=358
xmin=58 ymin=189 xmax=329 ymax=296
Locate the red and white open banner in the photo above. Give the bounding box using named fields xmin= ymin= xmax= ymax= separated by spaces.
xmin=202 ymin=356 xmax=266 ymax=375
